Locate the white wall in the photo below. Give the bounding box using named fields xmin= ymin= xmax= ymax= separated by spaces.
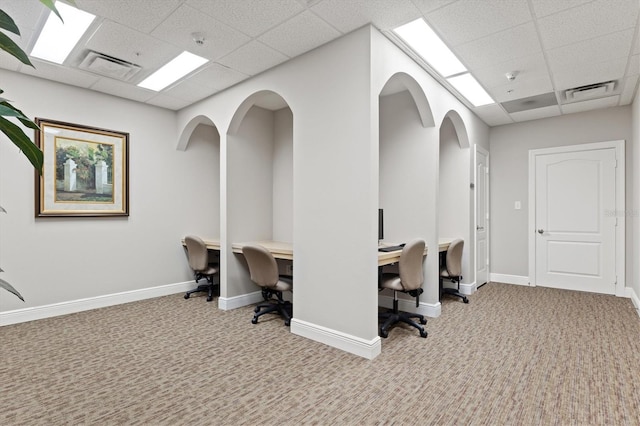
xmin=632 ymin=90 xmax=640 ymax=303
xmin=273 ymin=107 xmax=293 ymax=243
xmin=438 ymin=118 xmax=471 ymax=280
xmin=0 ymin=70 xmax=219 ymax=312
xmin=490 ymin=107 xmax=633 ymax=283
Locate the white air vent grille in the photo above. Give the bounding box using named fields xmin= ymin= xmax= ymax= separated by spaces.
xmin=563 ymin=81 xmax=616 ymax=103
xmin=78 ymin=51 xmax=141 ymax=81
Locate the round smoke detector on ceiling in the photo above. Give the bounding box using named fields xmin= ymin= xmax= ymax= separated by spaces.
xmin=191 ymin=32 xmax=205 ymax=46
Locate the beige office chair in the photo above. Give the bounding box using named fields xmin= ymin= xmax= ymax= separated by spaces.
xmin=440 ymin=238 xmax=469 ymax=303
xmin=184 ymin=235 xmax=219 ymax=302
xmin=242 ymin=244 xmax=293 ymax=326
xmin=378 ymin=238 xmax=428 ymax=338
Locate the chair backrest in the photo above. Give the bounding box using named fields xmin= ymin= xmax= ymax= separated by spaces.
xmin=185 ymin=235 xmax=209 ymax=272
xmin=445 ymin=238 xmax=464 ymax=277
xmin=398 ymin=239 xmax=426 ymax=291
xmin=242 ymin=244 xmax=279 ymax=288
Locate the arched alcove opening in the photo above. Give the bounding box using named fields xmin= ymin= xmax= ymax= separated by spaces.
xmin=226 ymin=90 xmax=294 ymax=299
xmin=176 ymin=115 xmax=221 ymax=239
xmin=438 ymin=111 xmax=472 ymax=296
xmin=378 ymin=73 xmax=438 ymax=312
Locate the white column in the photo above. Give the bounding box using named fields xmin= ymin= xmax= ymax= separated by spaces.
xmin=64 ymin=159 xmax=76 ymax=191
xmin=95 ymin=160 xmax=107 ymax=194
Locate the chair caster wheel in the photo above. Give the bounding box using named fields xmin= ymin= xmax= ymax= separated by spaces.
xmin=254 ymin=307 xmax=260 ymax=313
xmin=251 ymin=317 xmax=258 ymax=324
xmin=206 ymin=296 xmax=213 ymax=302
xmin=184 ymin=294 xmax=189 ymax=299
xmin=420 ymin=330 xmax=428 ymax=338
xmin=284 ymin=320 xmax=291 ymax=326
xmin=420 ymin=317 xmax=427 ymax=325
xmin=379 ymin=329 xmax=388 ymax=338
xmin=463 ymin=297 xmax=469 ymax=303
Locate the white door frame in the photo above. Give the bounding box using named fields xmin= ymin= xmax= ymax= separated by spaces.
xmin=475 ymin=145 xmax=489 ymax=288
xmin=528 ymin=140 xmax=625 ymax=296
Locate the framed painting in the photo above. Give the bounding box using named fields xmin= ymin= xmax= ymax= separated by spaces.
xmin=34 ymin=119 xmax=129 ymax=217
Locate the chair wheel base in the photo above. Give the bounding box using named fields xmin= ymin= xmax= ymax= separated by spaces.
xmin=251 ymin=317 xmax=258 ymax=324
xmin=420 ymin=330 xmax=428 ymax=338
xmin=463 ymin=297 xmax=469 ymax=303
xmin=184 ymin=294 xmax=189 ymax=299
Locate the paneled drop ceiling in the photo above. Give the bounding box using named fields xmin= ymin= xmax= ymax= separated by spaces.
xmin=0 ymin=0 xmax=638 ymax=126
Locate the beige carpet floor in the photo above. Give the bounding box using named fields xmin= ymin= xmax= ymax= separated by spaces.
xmin=2 ymin=282 xmax=640 ymax=425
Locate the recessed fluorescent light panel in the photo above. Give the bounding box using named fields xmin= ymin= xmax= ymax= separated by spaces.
xmin=393 ymin=18 xmax=466 ymax=78
xmin=31 ymin=2 xmax=95 ymax=64
xmin=447 ymin=73 xmax=494 ymax=107
xmin=137 ymin=52 xmax=208 ymax=91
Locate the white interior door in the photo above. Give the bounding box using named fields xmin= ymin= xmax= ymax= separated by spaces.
xmin=475 ymin=146 xmax=489 ymax=286
xmin=534 ymin=148 xmax=616 ymax=294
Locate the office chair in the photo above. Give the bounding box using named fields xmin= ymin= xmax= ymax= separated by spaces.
xmin=183 ymin=235 xmax=219 ymax=302
xmin=242 ymin=244 xmax=293 ymax=326
xmin=440 ymin=238 xmax=469 ymax=303
xmin=378 ymin=238 xmax=428 ymax=338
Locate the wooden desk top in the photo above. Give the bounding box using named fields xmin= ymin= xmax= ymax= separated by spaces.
xmin=185 ymin=237 xmax=455 ymax=266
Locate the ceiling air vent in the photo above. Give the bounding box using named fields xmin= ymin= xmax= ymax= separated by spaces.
xmin=78 ymin=51 xmax=141 ymax=81
xmin=563 ymin=81 xmax=616 ymax=103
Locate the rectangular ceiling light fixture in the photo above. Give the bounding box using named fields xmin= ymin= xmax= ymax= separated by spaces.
xmin=393 ymin=18 xmax=466 ymax=78
xmin=137 ymin=51 xmax=209 ymax=91
xmin=31 ymin=2 xmax=95 ymax=64
xmin=447 ymin=73 xmax=494 ymax=107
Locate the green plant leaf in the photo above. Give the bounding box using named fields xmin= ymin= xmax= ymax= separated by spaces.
xmin=39 ymin=0 xmax=63 ymax=21
xmin=0 ymin=278 xmax=25 ymax=302
xmin=0 ymin=31 xmax=33 ymax=67
xmin=0 ymin=115 xmax=43 ymax=173
xmin=0 ymin=101 xmax=40 ymax=130
xmin=0 ymin=103 xmax=22 ymax=117
xmin=0 ymin=10 xmax=20 ymax=35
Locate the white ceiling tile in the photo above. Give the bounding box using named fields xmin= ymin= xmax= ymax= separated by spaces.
xmin=552 ymin=56 xmax=628 ymax=90
xmin=530 ymin=0 xmax=595 ymax=18
xmin=410 ymin=0 xmax=458 ymax=14
xmin=311 ymin=0 xmax=420 ymax=33
xmin=619 ymin=75 xmax=639 ymax=104
xmin=560 ymin=95 xmax=620 ymax=114
xmin=20 ymin=59 xmax=99 ymax=88
xmin=510 ymin=104 xmax=561 ymax=122
xmin=472 ymin=52 xmax=549 ymax=87
xmin=162 ymin=80 xmax=219 ymax=103
xmin=425 ymin=0 xmax=531 ymax=46
xmin=186 ymin=0 xmax=305 ymax=37
xmin=0 ymin=57 xmax=21 ymax=72
xmin=1 ymin=0 xmax=47 ymax=32
xmin=2 ymin=27 xmax=34 ymax=58
xmin=84 ymin=21 xmax=181 ymax=71
xmin=634 ymin=32 xmax=640 ymax=55
xmin=218 ymin=41 xmax=289 ymax=76
xmin=627 ymin=55 xmax=640 ymax=76
xmin=259 ymin=11 xmax=341 ymax=58
xmin=150 ymin=5 xmax=251 ymax=61
xmin=90 ymin=77 xmax=156 ymax=102
xmin=454 ymin=23 xmax=542 ymax=70
xmin=472 ymin=104 xmax=513 ymax=126
xmin=537 ymin=0 xmax=639 ymax=50
xmin=188 ymin=64 xmax=249 ymax=91
xmin=75 ymin=0 xmax=182 ymax=34
xmin=145 ymin=94 xmax=192 ymax=111
xmin=489 ymin=77 xmax=554 ymax=103
xmin=546 ymin=29 xmax=634 ymax=74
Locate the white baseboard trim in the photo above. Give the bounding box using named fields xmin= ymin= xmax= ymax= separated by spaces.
xmin=290 ymin=318 xmax=381 ymax=359
xmin=490 ymin=273 xmax=530 ymax=286
xmin=460 ymin=281 xmax=476 ymax=295
xmin=0 ymin=281 xmax=194 ymax=326
xmin=218 ymin=291 xmax=263 ymax=310
xmin=378 ymin=294 xmax=441 ymax=318
xmin=626 ymin=286 xmax=640 ymax=318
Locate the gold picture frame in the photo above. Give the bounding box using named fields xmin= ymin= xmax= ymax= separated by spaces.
xmin=35 ymin=119 xmax=129 ymax=217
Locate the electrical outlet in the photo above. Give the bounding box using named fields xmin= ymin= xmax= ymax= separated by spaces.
xmin=515 ymin=201 xmax=521 ymax=210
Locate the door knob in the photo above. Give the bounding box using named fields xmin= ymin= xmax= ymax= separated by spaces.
xmin=537 ymin=229 xmax=544 ymax=234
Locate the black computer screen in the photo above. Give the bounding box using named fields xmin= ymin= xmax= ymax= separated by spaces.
xmin=378 ymin=208 xmax=384 ymax=241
